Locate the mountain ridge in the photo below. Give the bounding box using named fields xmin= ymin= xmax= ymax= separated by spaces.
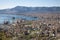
xmin=0 ymin=6 xmax=60 ymax=14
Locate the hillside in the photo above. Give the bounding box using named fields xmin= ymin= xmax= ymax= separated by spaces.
xmin=0 ymin=6 xmax=60 ymax=14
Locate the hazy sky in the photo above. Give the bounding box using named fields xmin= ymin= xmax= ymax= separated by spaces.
xmin=0 ymin=0 xmax=60 ymax=9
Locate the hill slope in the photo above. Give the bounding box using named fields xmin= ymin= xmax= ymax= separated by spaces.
xmin=0 ymin=6 xmax=60 ymax=14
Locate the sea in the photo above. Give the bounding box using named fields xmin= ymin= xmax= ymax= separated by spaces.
xmin=0 ymin=14 xmax=38 ymax=24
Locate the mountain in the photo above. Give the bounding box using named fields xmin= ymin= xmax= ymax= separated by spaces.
xmin=0 ymin=6 xmax=60 ymax=14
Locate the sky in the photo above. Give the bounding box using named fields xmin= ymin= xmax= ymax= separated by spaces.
xmin=0 ymin=0 xmax=60 ymax=9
